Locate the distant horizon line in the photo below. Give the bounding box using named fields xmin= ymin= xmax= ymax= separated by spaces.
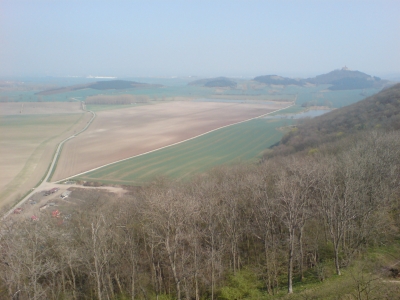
xmin=1 ymin=70 xmax=400 ymax=80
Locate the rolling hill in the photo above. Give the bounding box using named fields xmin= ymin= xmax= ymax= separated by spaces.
xmin=253 ymin=74 xmax=303 ymax=86
xmin=254 ymin=67 xmax=390 ymax=90
xmin=307 ymin=67 xmax=385 ymax=90
xmin=188 ymin=77 xmax=237 ymax=88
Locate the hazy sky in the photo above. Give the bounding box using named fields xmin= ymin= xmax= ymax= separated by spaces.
xmin=1 ymin=0 xmax=399 ymax=78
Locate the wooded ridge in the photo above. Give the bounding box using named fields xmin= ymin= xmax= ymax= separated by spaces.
xmin=254 ymin=68 xmax=389 ymax=90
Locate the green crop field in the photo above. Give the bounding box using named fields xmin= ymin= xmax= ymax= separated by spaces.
xmin=269 ymin=105 xmax=305 ymax=115
xmin=74 ymin=118 xmax=293 ymax=185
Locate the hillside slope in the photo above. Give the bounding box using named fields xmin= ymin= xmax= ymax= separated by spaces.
xmin=270 ymin=83 xmax=400 ymax=155
xmin=308 ymin=67 xmax=384 ymax=90
xmin=254 ymin=67 xmax=389 ymax=90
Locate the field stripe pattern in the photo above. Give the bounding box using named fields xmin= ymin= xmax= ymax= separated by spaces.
xmin=75 ymin=119 xmax=291 ymax=184
xmin=52 ymin=101 xmax=290 ymax=181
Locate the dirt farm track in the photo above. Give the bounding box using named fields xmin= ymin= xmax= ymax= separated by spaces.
xmin=0 ymin=102 xmax=90 ymax=210
xmin=52 ymin=101 xmax=290 ymax=181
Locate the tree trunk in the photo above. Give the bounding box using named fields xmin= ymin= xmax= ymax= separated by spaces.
xmin=334 ymin=241 xmax=341 ymax=276
xmin=299 ymin=227 xmax=304 ymax=281
xmin=264 ymin=237 xmax=272 ymax=295
xmin=194 ymin=241 xmax=199 ymax=300
xmin=91 ymin=222 xmax=102 ymax=300
xmin=166 ymin=235 xmax=180 ymax=300
xmin=211 ymin=232 xmax=215 ymax=300
xmin=131 ymin=263 xmax=135 ymax=300
xmin=288 ymin=228 xmax=295 ymax=294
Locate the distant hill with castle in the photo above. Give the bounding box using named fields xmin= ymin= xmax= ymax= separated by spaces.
xmin=254 ymin=67 xmax=389 ymax=90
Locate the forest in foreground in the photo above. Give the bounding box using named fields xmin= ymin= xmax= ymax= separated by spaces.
xmin=1 ymin=84 xmax=400 ymax=300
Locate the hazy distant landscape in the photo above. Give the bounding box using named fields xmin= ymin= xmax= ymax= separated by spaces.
xmin=1 ymin=0 xmax=400 ymax=299
xmin=0 ymin=64 xmax=400 ymax=299
xmin=0 ymin=67 xmax=392 ymax=209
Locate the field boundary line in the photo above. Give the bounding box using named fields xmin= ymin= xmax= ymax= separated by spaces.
xmin=56 ymin=103 xmax=294 ymax=183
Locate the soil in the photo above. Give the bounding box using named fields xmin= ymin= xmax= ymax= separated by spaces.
xmin=8 ymin=182 xmax=127 ymax=221
xmin=52 ymin=101 xmax=290 ymax=181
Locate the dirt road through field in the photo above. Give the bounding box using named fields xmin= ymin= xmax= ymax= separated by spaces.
xmin=1 ymin=108 xmax=96 ymax=219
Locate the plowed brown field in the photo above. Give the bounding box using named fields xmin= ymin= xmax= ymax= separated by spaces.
xmin=52 ymin=101 xmax=290 ymax=181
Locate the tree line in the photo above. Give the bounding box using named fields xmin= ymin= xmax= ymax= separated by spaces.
xmin=85 ymin=94 xmax=150 ymax=105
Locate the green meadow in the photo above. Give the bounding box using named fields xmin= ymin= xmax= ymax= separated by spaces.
xmin=74 ymin=118 xmax=292 ymax=185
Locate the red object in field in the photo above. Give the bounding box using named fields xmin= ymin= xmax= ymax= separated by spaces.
xmin=31 ymin=215 xmax=39 ymax=221
xmin=13 ymin=208 xmax=23 ymax=214
xmin=52 ymin=210 xmax=60 ymax=218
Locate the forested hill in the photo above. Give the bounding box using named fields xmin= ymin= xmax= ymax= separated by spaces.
xmin=308 ymin=68 xmax=373 ymax=83
xmin=253 ymin=75 xmax=303 ymax=86
xmin=36 ymin=80 xmax=162 ymax=95
xmin=188 ymin=77 xmax=237 ymax=88
xmin=253 ymin=67 xmax=389 ymax=90
xmin=271 ymin=83 xmax=400 ymax=156
xmin=307 ymin=68 xmax=385 ymax=90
